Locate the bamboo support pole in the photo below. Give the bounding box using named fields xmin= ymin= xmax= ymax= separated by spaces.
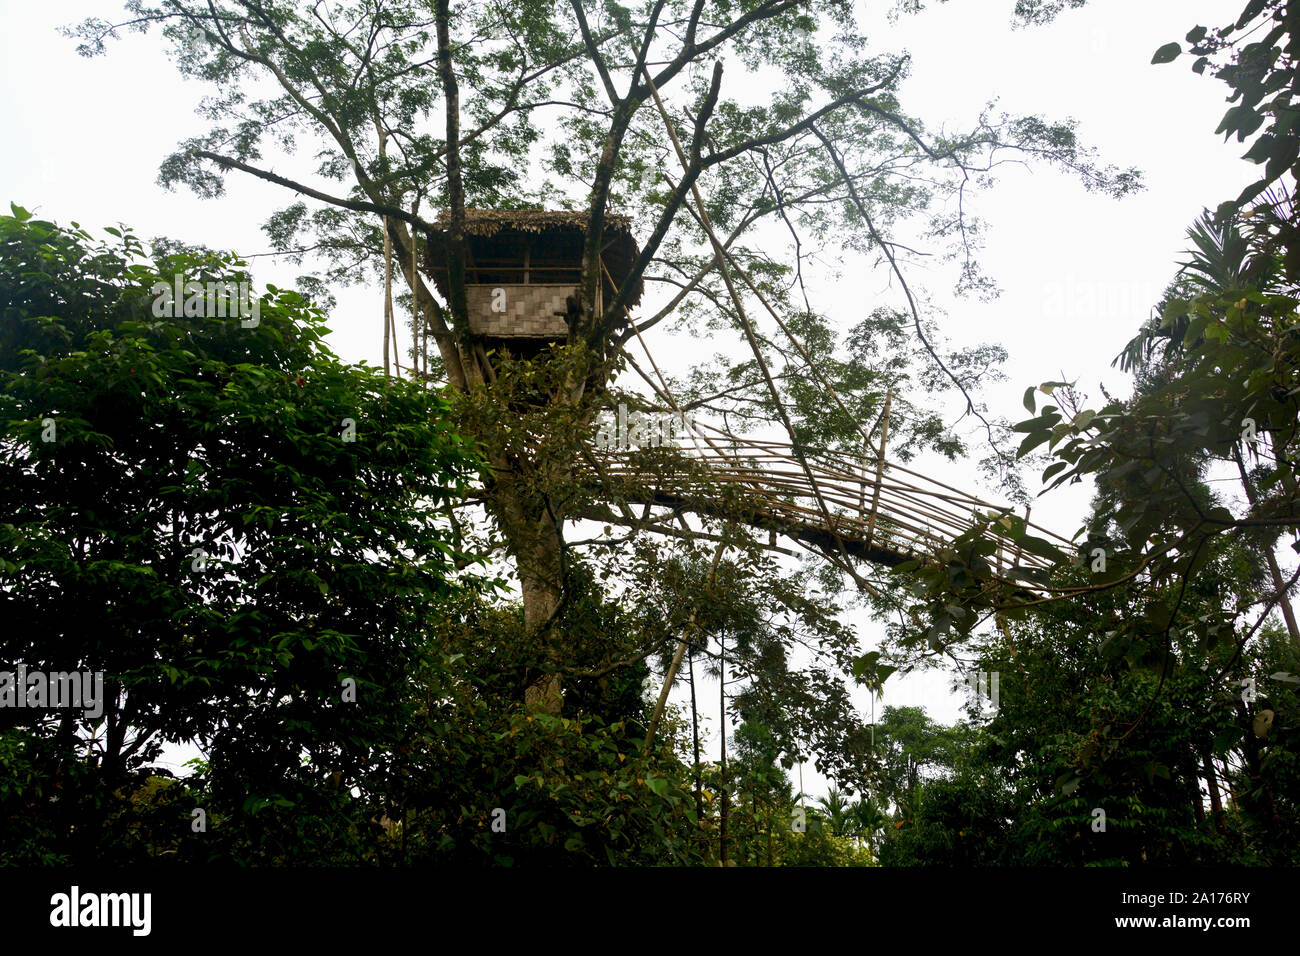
xmin=865 ymin=390 xmax=892 ymax=550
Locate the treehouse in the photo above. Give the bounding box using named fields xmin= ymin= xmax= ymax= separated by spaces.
xmin=425 ymin=209 xmax=644 ymax=357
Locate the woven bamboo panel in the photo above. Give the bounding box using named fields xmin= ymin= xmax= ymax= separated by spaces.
xmin=466 ymin=284 xmax=573 ymax=338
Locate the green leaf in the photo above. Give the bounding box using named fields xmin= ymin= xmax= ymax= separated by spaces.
xmin=1016 ymin=534 xmax=1067 ymax=562
xmin=1151 ymin=42 xmax=1181 ymax=64
xmin=1012 ymin=410 xmax=1062 ymax=433
xmin=1042 ymin=460 xmax=1069 ymax=482
xmin=1018 ymin=430 xmax=1051 ymax=457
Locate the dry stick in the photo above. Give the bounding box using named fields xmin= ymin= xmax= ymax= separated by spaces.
xmin=701 ymin=423 xmax=1062 ymax=541
xmin=420 ymin=232 xmax=429 ymax=381
xmin=719 ymin=625 xmax=729 ymax=865
xmin=638 ymin=63 xmax=882 ymax=599
xmin=389 ymin=245 xmax=403 ymax=378
xmin=613 ymin=213 xmax=755 ymax=347
xmin=602 ymin=453 xmax=1046 ymax=563
xmin=643 ymin=535 xmax=728 ymax=756
xmin=590 ymin=434 xmax=956 ymax=564
xmin=576 ymin=435 xmax=644 ymax=530
xmin=594 ymin=439 xmax=1052 ymax=566
xmin=607 ymin=257 xmax=761 ymax=483
xmin=688 ymin=643 xmax=703 ymax=826
xmin=633 ymin=308 xmax=900 ymax=585
xmin=721 ymin=225 xmax=898 ymax=468
xmin=680 ymin=426 xmax=1053 ymax=559
xmin=607 ymin=266 xmax=769 ymax=518
xmin=857 ymin=436 xmax=871 ymax=522
xmin=384 ymin=197 xmax=410 ymax=379
xmin=672 ymin=195 xmax=860 ymax=546
xmin=575 ymin=299 xmax=764 ymax=563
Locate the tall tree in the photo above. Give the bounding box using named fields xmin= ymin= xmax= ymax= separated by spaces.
xmin=65 ymin=0 xmax=1139 ymax=718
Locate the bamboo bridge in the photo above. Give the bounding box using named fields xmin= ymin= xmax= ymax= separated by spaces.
xmin=578 ymin=413 xmax=1071 ymax=578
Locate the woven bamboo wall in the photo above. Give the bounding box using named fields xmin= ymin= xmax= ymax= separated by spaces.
xmin=465 ymin=284 xmax=573 ymax=338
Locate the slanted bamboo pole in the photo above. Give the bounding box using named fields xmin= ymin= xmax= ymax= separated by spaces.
xmin=865 ymin=390 xmax=892 ymax=550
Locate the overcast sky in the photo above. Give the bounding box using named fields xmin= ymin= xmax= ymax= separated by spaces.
xmin=0 ymin=0 xmax=1261 ymax=793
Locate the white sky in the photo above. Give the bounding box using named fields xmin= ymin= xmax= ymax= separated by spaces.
xmin=0 ymin=0 xmax=1259 ymax=797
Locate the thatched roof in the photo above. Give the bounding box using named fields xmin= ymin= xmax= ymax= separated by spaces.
xmin=424 ymin=208 xmax=643 ymax=314
xmin=432 ymin=208 xmax=636 ymax=237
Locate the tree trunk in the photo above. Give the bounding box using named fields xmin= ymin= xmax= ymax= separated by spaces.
xmin=1191 ymin=764 xmax=1206 ymax=828
xmin=507 ymin=498 xmax=567 ymax=713
xmin=689 ymin=647 xmax=703 ymax=824
xmin=719 ymin=632 xmax=729 ymax=865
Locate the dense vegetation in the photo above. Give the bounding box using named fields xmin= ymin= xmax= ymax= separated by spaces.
xmin=1 ymin=0 xmax=1297 ymax=866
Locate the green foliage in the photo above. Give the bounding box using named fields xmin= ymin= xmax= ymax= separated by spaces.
xmin=984 ymin=580 xmax=1297 ymax=866
xmin=1161 ymin=2 xmax=1299 ymax=241
xmin=26 ymin=0 xmax=1295 ymax=869
xmin=878 ymin=769 xmax=1013 ymax=866
xmin=710 ymin=720 xmax=873 ymax=867
xmin=0 ymin=207 xmax=487 ymax=863
xmin=873 ymin=537 xmax=1300 ymax=865
xmin=882 ymin=0 xmax=1300 ymax=753
xmin=394 ymin=709 xmax=704 ymax=867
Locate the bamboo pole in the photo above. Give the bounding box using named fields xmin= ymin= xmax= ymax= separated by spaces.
xmin=865 ymin=390 xmax=892 ymax=550
xmin=383 ymin=221 xmax=394 ymax=377
xmin=410 ymin=192 xmax=420 ymax=380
